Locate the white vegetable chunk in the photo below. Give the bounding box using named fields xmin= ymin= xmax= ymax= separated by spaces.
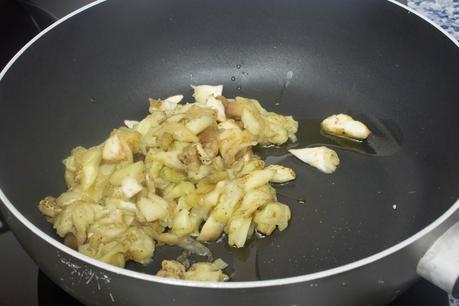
xmin=80 ymin=149 xmax=102 ymax=190
xmin=266 ymin=165 xmax=296 ymax=183
xmin=289 ymin=146 xmax=340 ymax=174
xmin=124 ymin=120 xmax=139 ymax=129
xmin=217 ymin=119 xmax=240 ymax=130
xmin=102 ymin=135 xmax=125 ymax=161
xmin=163 ymin=95 xmax=184 ymax=110
xmin=205 ymin=96 xmax=226 ymax=122
xmin=191 ymin=85 xmax=223 ymax=104
xmin=121 ymin=177 xmax=143 ymax=198
xmin=197 ymin=215 xmax=224 ymax=241
xmin=240 ymin=169 xmax=275 ymax=191
xmin=185 ymin=116 xmax=214 ymax=135
xmin=228 ymin=217 xmax=252 ymax=248
xmin=321 ymin=113 xmax=371 ymax=140
xmin=137 ymin=195 xmax=169 ymax=222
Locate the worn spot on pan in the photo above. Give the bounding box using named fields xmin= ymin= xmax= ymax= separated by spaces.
xmin=56 ymin=252 xmax=116 ymax=303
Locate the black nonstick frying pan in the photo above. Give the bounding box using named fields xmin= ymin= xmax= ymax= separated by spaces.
xmin=0 ymin=0 xmax=459 ymax=305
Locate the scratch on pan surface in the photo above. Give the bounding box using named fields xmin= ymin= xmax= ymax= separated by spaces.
xmin=59 ymin=256 xmax=111 ymax=286
xmin=58 ymin=255 xmax=116 ymax=301
xmin=86 ymin=272 xmax=95 ymax=284
xmin=59 ymin=256 xmax=81 ymax=274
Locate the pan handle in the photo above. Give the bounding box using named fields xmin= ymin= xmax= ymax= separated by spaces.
xmin=417 ymin=222 xmax=459 ymax=299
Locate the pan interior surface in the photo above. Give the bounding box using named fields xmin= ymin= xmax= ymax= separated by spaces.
xmin=0 ymin=0 xmax=458 ymax=281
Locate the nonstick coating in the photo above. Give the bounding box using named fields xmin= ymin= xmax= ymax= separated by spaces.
xmin=1 ymin=0 xmax=459 ymax=281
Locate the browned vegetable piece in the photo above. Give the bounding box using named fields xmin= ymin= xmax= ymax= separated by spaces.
xmin=156 ymin=260 xmax=186 ymax=279
xmin=204 ymin=140 xmax=219 ymax=158
xmin=219 ymin=96 xmax=245 ymax=119
xmin=64 ymin=233 xmax=78 ymax=250
xmin=198 ymin=122 xmax=218 ymax=144
xmin=148 ymin=98 xmax=162 ymax=112
xmin=159 ymin=132 xmax=174 ymax=151
xmin=178 ymin=145 xmax=201 ymax=172
xmin=38 ymin=196 xmax=61 ymax=219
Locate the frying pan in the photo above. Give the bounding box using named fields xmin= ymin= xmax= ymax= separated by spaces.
xmin=0 ymin=0 xmax=458 ymax=305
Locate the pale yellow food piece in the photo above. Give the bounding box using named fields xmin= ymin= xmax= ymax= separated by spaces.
xmin=120 ymin=177 xmax=143 ymax=198
xmin=151 ymin=151 xmax=184 ymax=171
xmin=171 ymin=209 xmax=200 ymax=237
xmin=197 ymin=215 xmax=225 ymax=241
xmin=137 ymin=195 xmax=169 ymax=222
xmin=102 ymin=135 xmax=125 ymax=161
xmin=184 ymin=262 xmax=227 ymax=282
xmin=109 ymin=161 xmax=144 ymax=185
xmin=185 ymin=115 xmax=214 ymax=135
xmin=254 ymin=202 xmax=291 ymax=235
xmin=79 ymin=147 xmax=102 ymax=190
xmin=266 ymin=164 xmax=296 ymax=183
xmin=321 ymin=113 xmax=371 ymax=140
xmin=233 ymin=96 xmax=298 ymax=144
xmin=211 ymin=180 xmax=244 ymax=223
xmin=156 ymin=258 xmax=228 ymax=282
xmin=163 ymin=181 xmax=195 ymax=201
xmin=162 ymin=95 xmax=184 ymax=110
xmin=159 ymin=122 xmax=199 ymax=143
xmin=239 ymin=169 xmax=275 ymax=191
xmin=191 ymin=85 xmax=223 ymax=104
xmin=233 ymin=188 xmax=273 ymax=217
xmin=289 ymin=146 xmax=340 ymax=174
xmin=205 ymin=96 xmax=226 ymax=122
xmin=227 ymin=216 xmax=252 ymax=248
xmin=55 ymin=191 xmax=84 ymax=207
xmin=156 ymin=260 xmax=186 ymax=279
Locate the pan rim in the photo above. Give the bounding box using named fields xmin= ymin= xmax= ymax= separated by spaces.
xmin=0 ymin=0 xmax=458 ymax=289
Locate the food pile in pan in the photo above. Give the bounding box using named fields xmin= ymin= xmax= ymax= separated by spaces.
xmin=38 ymin=85 xmax=299 ymax=281
xmin=38 ymin=84 xmax=370 ymax=281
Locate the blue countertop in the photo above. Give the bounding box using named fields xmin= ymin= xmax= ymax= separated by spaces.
xmin=408 ymin=0 xmax=459 ymax=40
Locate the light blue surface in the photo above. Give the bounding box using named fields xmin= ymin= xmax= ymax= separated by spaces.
xmin=408 ymin=0 xmax=459 ymax=40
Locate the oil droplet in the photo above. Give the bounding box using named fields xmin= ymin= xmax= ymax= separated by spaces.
xmin=236 ymin=85 xmax=242 ymax=91
xmin=296 ymin=199 xmax=306 ymax=204
xmin=236 ymin=64 xmax=241 ymax=69
xmin=231 ymin=76 xmax=236 ymax=81
xmin=392 ymin=204 xmax=397 ymax=210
